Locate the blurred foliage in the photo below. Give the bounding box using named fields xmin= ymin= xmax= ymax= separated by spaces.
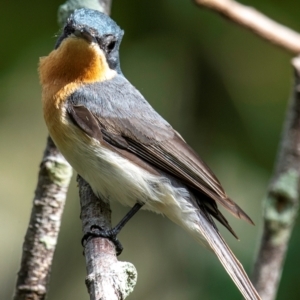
xmin=1 ymin=0 xmax=300 ymax=299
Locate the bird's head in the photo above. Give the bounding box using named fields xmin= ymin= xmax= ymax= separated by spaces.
xmin=57 ymin=9 xmax=124 ymax=74
xmin=40 ymin=9 xmax=124 ymax=86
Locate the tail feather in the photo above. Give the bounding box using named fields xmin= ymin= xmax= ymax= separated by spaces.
xmin=194 ymin=210 xmax=261 ymax=300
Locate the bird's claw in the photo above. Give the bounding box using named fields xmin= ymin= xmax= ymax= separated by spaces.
xmin=81 ymin=225 xmax=123 ymax=256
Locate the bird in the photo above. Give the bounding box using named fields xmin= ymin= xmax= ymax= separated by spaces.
xmin=39 ymin=8 xmax=261 ymax=300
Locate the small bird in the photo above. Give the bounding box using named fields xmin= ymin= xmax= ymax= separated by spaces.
xmin=39 ymin=8 xmax=261 ymax=300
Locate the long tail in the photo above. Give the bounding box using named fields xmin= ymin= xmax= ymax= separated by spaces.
xmin=193 ymin=209 xmax=261 ymax=300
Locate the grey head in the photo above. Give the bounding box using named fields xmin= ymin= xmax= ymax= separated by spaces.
xmin=55 ymin=8 xmax=124 ymax=74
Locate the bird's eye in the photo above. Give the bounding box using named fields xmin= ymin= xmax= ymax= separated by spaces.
xmin=106 ymin=41 xmax=116 ymax=52
xmin=102 ymin=35 xmax=116 ymax=53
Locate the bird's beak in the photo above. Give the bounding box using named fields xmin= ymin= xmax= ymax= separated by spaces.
xmin=73 ymin=29 xmax=97 ymax=44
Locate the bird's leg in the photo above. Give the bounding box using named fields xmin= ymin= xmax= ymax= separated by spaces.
xmin=111 ymin=202 xmax=144 ymax=235
xmin=82 ymin=202 xmax=143 ymax=255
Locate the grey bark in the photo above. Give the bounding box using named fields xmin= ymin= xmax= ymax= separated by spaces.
xmin=79 ymin=177 xmax=137 ymax=300
xmin=13 ymin=137 xmax=72 ymax=300
xmin=252 ymin=57 xmax=300 ymax=300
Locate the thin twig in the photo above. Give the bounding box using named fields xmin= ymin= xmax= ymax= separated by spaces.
xmin=194 ymin=0 xmax=300 ymax=54
xmin=13 ymin=137 xmax=72 ymax=300
xmin=252 ymin=57 xmax=300 ymax=300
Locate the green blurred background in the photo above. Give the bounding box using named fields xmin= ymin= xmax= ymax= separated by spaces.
xmin=1 ymin=0 xmax=299 ymax=299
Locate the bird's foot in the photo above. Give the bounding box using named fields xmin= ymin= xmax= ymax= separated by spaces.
xmin=81 ymin=225 xmax=123 ymax=256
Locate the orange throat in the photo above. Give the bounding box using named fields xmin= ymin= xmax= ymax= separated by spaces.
xmin=39 ymin=36 xmax=116 ymax=126
xmin=39 ymin=36 xmax=117 ymax=83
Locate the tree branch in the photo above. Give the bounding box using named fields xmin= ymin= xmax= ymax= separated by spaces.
xmin=58 ymin=1 xmax=138 ymax=299
xmin=13 ymin=137 xmax=72 ymax=300
xmin=252 ymin=57 xmax=300 ymax=300
xmin=194 ymin=0 xmax=300 ymax=54
xmin=79 ymin=177 xmax=137 ymax=300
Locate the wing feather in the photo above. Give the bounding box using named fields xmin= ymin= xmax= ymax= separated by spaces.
xmin=126 ymin=134 xmax=253 ymax=224
xmin=66 ymin=79 xmax=254 ymax=225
